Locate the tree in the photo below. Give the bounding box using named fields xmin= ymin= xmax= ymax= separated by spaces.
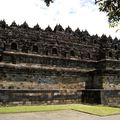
xmin=44 ymin=0 xmax=120 ymax=28
xmin=95 ymin=0 xmax=120 ymax=27
xmin=44 ymin=0 xmax=53 ymax=6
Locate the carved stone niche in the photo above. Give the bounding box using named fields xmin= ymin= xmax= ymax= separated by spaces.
xmin=11 ymin=42 xmax=17 ymax=51
xmin=87 ymin=52 xmax=91 ymax=59
xmin=115 ymin=51 xmax=120 ymax=60
xmin=44 ymin=48 xmax=49 ymax=56
xmin=108 ymin=51 xmax=113 ymax=59
xmin=52 ymin=48 xmax=58 ymax=55
xmin=0 ymin=53 xmax=2 ymax=62
xmin=32 ymin=45 xmax=38 ymax=53
xmin=61 ymin=50 xmax=67 ymax=57
xmin=70 ymin=50 xmax=75 ymax=57
xmin=0 ymin=40 xmax=5 ymax=52
xmin=114 ymin=45 xmax=118 ymax=50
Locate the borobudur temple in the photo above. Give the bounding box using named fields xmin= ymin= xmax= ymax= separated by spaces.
xmin=0 ymin=20 xmax=120 ymax=107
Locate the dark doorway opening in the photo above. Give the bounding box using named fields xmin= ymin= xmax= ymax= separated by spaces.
xmin=52 ymin=48 xmax=58 ymax=55
xmin=81 ymin=90 xmax=101 ymax=104
xmin=11 ymin=43 xmax=17 ymax=50
xmin=116 ymin=54 xmax=119 ymax=60
xmin=0 ymin=55 xmax=2 ymax=62
xmin=45 ymin=50 xmax=48 ymax=55
xmin=62 ymin=51 xmax=67 ymax=57
xmin=109 ymin=52 xmax=112 ymax=58
xmin=32 ymin=45 xmax=38 ymax=53
xmin=70 ymin=50 xmax=75 ymax=57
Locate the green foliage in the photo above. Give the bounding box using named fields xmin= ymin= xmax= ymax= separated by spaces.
xmin=0 ymin=104 xmax=120 ymax=116
xmin=95 ymin=0 xmax=120 ymax=27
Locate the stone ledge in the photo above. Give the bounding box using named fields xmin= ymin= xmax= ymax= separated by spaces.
xmin=3 ymin=51 xmax=97 ymax=63
xmin=0 ymin=62 xmax=95 ymax=73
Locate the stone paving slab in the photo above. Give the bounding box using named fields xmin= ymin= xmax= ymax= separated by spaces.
xmin=0 ymin=110 xmax=120 ymax=120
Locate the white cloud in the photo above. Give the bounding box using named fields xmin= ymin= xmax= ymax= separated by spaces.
xmin=0 ymin=0 xmax=119 ymax=39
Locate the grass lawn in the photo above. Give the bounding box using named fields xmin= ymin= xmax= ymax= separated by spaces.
xmin=0 ymin=104 xmax=120 ymax=116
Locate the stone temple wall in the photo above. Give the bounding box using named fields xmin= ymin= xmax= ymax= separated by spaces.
xmin=0 ymin=20 xmax=120 ymax=107
xmin=0 ymin=64 xmax=88 ymax=90
xmin=2 ymin=52 xmax=96 ymax=69
xmin=101 ymin=90 xmax=120 ymax=107
xmin=0 ymin=89 xmax=83 ymax=105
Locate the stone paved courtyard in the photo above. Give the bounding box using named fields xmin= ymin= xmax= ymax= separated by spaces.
xmin=0 ymin=110 xmax=120 ymax=120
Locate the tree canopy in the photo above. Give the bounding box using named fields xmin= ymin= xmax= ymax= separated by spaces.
xmin=95 ymin=0 xmax=120 ymax=27
xmin=44 ymin=0 xmax=53 ymax=6
xmin=44 ymin=0 xmax=120 ymax=27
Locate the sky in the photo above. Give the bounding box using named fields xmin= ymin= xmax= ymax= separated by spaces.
xmin=0 ymin=0 xmax=120 ymax=39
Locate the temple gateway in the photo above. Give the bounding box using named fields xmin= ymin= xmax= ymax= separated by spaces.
xmin=0 ymin=20 xmax=120 ymax=107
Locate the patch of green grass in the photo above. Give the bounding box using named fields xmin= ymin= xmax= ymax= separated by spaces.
xmin=0 ymin=104 xmax=120 ymax=116
xmin=71 ymin=104 xmax=120 ymax=116
xmin=0 ymin=105 xmax=69 ymax=113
